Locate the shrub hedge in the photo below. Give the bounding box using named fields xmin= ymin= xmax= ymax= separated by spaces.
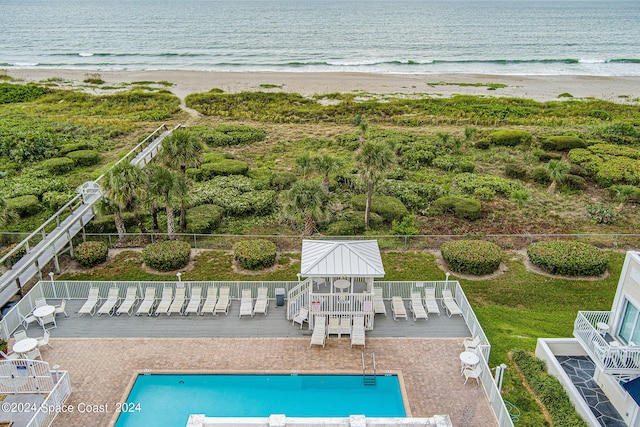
xmin=75 ymin=241 xmax=108 ymax=268
xmin=434 ymin=196 xmax=481 ymax=220
xmin=1 ymin=243 xmax=26 ymax=268
xmin=6 ymin=195 xmax=41 ymax=217
xmin=381 ymin=180 xmax=444 ymax=210
xmin=351 ymin=194 xmax=408 ymax=222
xmin=185 ymin=204 xmax=224 ymax=234
xmin=487 ymin=130 xmax=532 ymax=147
xmin=59 ymin=142 xmax=89 ymax=155
xmin=42 ymin=191 xmax=73 ymax=210
xmin=142 ymin=240 xmax=191 ymax=272
xmin=199 ymin=159 xmax=249 ymax=178
xmin=527 ymin=240 xmax=608 ymax=276
xmin=234 ymin=239 xmax=277 ymax=270
xmin=66 ymin=149 xmax=101 ymax=166
xmin=441 ymin=240 xmax=503 ymax=275
xmin=505 ymin=164 xmax=527 ymax=180
xmin=531 ymin=167 xmax=551 ymax=184
xmin=540 ymin=136 xmax=586 ymax=151
xmin=324 ymin=211 xmax=384 ymax=235
xmin=193 ymin=125 xmax=267 ymax=147
xmin=511 ymin=349 xmax=588 ymax=427
xmin=41 ymin=157 xmax=74 ymax=175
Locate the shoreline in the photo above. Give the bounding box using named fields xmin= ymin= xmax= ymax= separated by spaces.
xmin=5 ymin=68 xmax=640 ymax=103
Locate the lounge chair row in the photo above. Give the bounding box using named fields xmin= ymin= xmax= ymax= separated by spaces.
xmin=374 ymin=286 xmax=444 ymax=320
xmin=77 ymin=286 xmax=270 ymax=317
xmin=309 ymin=315 xmax=366 ymax=348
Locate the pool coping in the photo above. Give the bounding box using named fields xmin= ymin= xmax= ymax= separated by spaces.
xmin=109 ymin=368 xmax=411 ymax=426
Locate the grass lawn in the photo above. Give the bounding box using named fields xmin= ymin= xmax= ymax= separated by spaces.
xmin=58 ymin=248 xmax=625 ymax=426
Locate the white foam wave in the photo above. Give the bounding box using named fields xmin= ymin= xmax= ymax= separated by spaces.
xmin=79 ymin=52 xmax=94 ymax=57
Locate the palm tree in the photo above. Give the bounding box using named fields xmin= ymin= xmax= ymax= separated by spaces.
xmin=286 ymin=180 xmax=328 ymax=236
xmin=103 ymin=162 xmax=148 ymax=240
xmin=295 ymin=152 xmax=313 ymax=180
xmin=546 ymin=160 xmax=570 ymax=194
xmin=0 ymin=196 xmax=18 ymax=227
xmin=158 ymin=128 xmax=203 ymax=232
xmin=313 ymin=154 xmax=342 ymax=193
xmin=147 ymin=166 xmax=182 ymax=239
xmin=356 ymin=141 xmax=394 ymax=229
xmin=143 ymin=164 xmax=166 ymax=232
xmin=95 ymin=196 xmax=125 ymax=240
xmin=359 ymin=121 xmax=369 ymax=146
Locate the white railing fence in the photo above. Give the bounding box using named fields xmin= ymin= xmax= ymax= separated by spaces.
xmin=477 ymin=351 xmax=515 ymax=427
xmin=308 ymin=293 xmax=375 ymax=331
xmin=26 ymin=370 xmax=72 ymax=427
xmin=0 ymin=283 xmax=46 ymax=341
xmin=0 ymin=359 xmax=55 ymax=394
xmin=286 ymin=278 xmax=311 ymax=321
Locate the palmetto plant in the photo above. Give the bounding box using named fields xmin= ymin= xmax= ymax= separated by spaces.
xmin=0 ymin=196 xmax=18 ymax=227
xmin=546 ymin=160 xmax=570 ymax=194
xmin=285 ymin=180 xmax=328 ymax=236
xmin=313 ymin=153 xmax=342 ymax=193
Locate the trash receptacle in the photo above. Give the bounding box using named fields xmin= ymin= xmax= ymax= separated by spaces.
xmin=275 ymin=288 xmax=285 ymax=306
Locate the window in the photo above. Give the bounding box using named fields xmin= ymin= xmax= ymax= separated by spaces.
xmin=619 ymin=298 xmax=640 ymax=345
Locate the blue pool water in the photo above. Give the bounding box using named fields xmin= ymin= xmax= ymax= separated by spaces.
xmin=115 ymin=374 xmax=406 ymax=427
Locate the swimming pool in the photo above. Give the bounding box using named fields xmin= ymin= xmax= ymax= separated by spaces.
xmin=115 ymin=373 xmax=406 ymax=427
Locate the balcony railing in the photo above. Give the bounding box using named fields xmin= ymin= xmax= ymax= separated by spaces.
xmin=574 ymin=311 xmax=640 ymax=379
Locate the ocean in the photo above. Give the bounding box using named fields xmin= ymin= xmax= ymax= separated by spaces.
xmin=1 ymin=0 xmax=639 ymax=76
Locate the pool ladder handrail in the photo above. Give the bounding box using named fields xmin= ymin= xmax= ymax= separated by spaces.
xmin=362 ymin=352 xmax=377 ymax=386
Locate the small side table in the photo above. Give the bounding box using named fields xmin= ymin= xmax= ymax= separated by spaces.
xmin=597 ymin=322 xmax=610 ymax=337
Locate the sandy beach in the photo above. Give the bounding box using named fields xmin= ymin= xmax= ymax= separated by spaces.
xmin=5 ymin=69 xmax=640 ymax=103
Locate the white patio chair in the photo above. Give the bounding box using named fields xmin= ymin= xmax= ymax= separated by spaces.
xmin=34 ymin=298 xmax=47 ymax=308
xmin=116 ymin=287 xmax=138 ymax=316
xmin=135 ymin=287 xmax=156 ymax=316
xmin=239 ymin=289 xmax=253 ymax=318
xmin=463 ymin=365 xmax=482 ymax=386
xmin=154 ymin=286 xmax=174 ymax=316
xmin=39 ymin=313 xmax=57 ymax=330
xmin=78 ymin=287 xmax=100 ymax=316
xmin=97 ymin=287 xmax=120 ymax=316
xmin=253 ymin=287 xmax=269 ymax=316
xmin=310 ymin=316 xmax=327 ymax=348
xmin=391 ymin=296 xmax=408 ymax=321
xmin=351 ymin=316 xmax=365 ymax=348
xmin=0 ymin=350 xmax=20 ymax=360
xmin=21 ymin=313 xmax=38 ymax=329
xmin=373 ymin=287 xmax=386 ymax=316
xmin=214 ymin=287 xmax=230 ymax=316
xmin=13 ymin=330 xmax=27 ymax=342
xmin=200 ymin=286 xmax=218 ymax=315
xmin=184 ymin=286 xmax=203 ymax=316
xmin=463 ymin=336 xmax=482 ymax=352
xmin=37 ymin=330 xmax=53 ymax=349
xmin=292 ymin=306 xmax=309 ymax=329
xmin=410 ymin=291 xmax=428 ymax=322
xmin=424 ymin=287 xmax=440 ymax=316
xmin=168 ymin=287 xmax=186 ymax=316
xmin=54 ymin=300 xmax=68 ymax=318
xmin=25 ymin=348 xmax=42 ymax=361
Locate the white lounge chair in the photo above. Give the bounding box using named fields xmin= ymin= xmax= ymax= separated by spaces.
xmin=136 ymin=287 xmax=156 ymax=316
xmin=78 ymin=287 xmax=100 ymax=316
xmin=184 ymin=286 xmax=203 ymax=315
xmin=391 ymin=296 xmax=408 ymax=321
xmin=0 ymin=350 xmax=20 ymax=360
xmin=463 ymin=336 xmax=482 ymax=351
xmin=373 ymin=287 xmax=386 ymax=316
xmin=351 ymin=315 xmax=365 ymax=348
xmin=310 ymin=316 xmax=327 ymax=348
xmin=424 ymin=287 xmax=440 ymax=316
xmin=328 ymin=316 xmax=341 ymax=337
xmin=116 ymin=287 xmax=138 ymax=316
xmin=410 ymin=291 xmax=428 ymax=322
xmin=443 ymin=289 xmax=463 ymax=317
xmin=214 ymin=287 xmax=230 ymax=315
xmin=292 ymin=306 xmax=309 ymax=329
xmin=54 ymin=300 xmax=68 ymax=318
xmin=200 ymin=286 xmax=218 ymax=315
xmin=253 ymin=287 xmax=269 ymax=315
xmin=154 ymin=286 xmax=174 ymax=316
xmin=168 ymin=287 xmax=186 ymax=316
xmin=239 ymin=289 xmax=253 ymax=317
xmin=340 ymin=316 xmax=352 ymax=336
xmin=97 ymin=287 xmax=120 ymax=316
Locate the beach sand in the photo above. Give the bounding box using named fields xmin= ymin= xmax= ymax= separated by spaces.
xmin=5 ymin=69 xmax=640 ymax=103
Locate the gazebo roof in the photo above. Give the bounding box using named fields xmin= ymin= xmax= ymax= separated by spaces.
xmin=300 ymin=240 xmax=385 ymax=278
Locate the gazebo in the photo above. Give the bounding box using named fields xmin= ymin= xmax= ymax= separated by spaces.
xmin=292 ymin=240 xmax=386 ymax=330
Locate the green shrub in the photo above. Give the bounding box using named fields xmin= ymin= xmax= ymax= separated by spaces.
xmin=608 ymin=185 xmax=640 ymax=203
xmin=537 ymin=152 xmax=563 ymax=162
xmin=1 ymin=243 xmax=26 ymax=268
xmin=0 ymin=83 xmax=47 ymax=104
xmin=568 ymin=148 xmax=603 ymax=176
xmin=569 ymin=164 xmax=589 ymax=177
xmin=455 ymin=173 xmax=523 ymax=199
xmin=432 ymin=155 xmax=458 ymax=171
xmin=6 ymin=195 xmax=41 ymax=217
xmin=86 ymin=212 xmax=137 ymax=233
xmin=192 ymin=176 xmax=277 ymax=216
xmin=142 ymin=240 xmax=191 ymax=271
xmin=59 ymin=142 xmax=89 ymax=155
xmin=434 ymin=196 xmax=481 ymax=220
xmin=600 ymin=122 xmax=639 ymax=145
xmin=589 ymin=110 xmax=610 ymax=120
xmin=234 ymin=239 xmax=277 ymax=270
xmin=192 ymin=125 xmax=267 ymax=147
xmin=474 ymin=139 xmax=491 ymax=149
xmin=531 ymin=167 xmax=551 ymax=184
xmin=504 ymin=164 xmax=527 ymax=179
xmin=595 ymin=157 xmax=640 ymax=188
xmin=66 ymin=149 xmax=101 ymax=166
xmin=324 ymin=211 xmax=383 ymax=235
xmin=74 ymin=241 xmax=108 ymax=268
xmin=186 ymin=204 xmax=224 ymax=234
xmin=202 ymin=152 xmax=233 ymax=163
xmin=197 ymin=160 xmax=249 ymax=179
xmin=540 ymin=136 xmax=586 ymax=151
xmin=441 ymin=240 xmax=503 ymax=275
xmin=562 ymin=174 xmax=586 ymax=190
xmin=268 ymin=171 xmax=297 ymax=190
xmin=391 ymin=215 xmax=419 ymax=235
xmin=586 ymin=204 xmax=617 ymax=224
xmin=41 ymin=157 xmax=74 ymax=175
xmin=351 ymin=194 xmax=408 ymax=222
xmin=589 ymin=143 xmax=640 ymax=160
xmin=527 ymin=240 xmax=608 ymax=276
xmin=381 ymin=180 xmax=444 ymax=210
xmin=42 ymin=191 xmax=73 ymax=210
xmin=487 ymin=130 xmax=532 ymax=147
xmin=511 ymin=349 xmax=589 ymax=427
xmin=458 ymin=160 xmax=475 ymax=173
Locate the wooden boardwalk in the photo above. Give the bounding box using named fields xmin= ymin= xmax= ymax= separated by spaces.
xmin=20 ymin=299 xmax=471 ymax=339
